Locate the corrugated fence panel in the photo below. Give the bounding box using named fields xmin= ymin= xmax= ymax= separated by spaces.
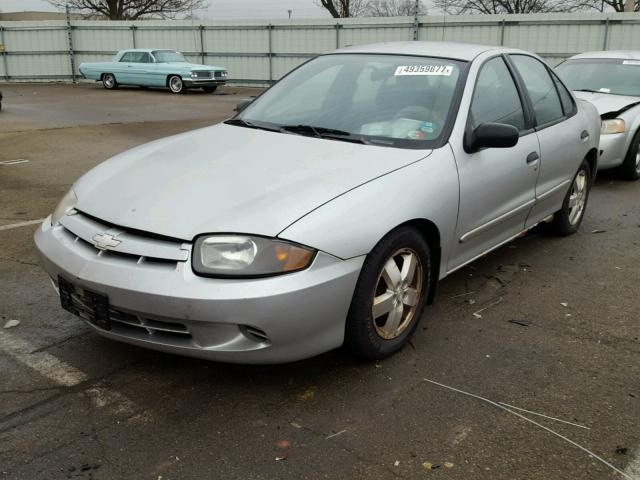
xmin=3 ymin=26 xmax=67 ymax=52
xmin=608 ymin=21 xmax=640 ymax=50
xmin=74 ymin=27 xmax=132 ymax=53
xmin=205 ymin=27 xmax=269 ymax=54
xmin=340 ymin=25 xmax=412 ymax=46
xmin=274 ymin=26 xmax=334 ymax=54
xmin=1 ymin=13 xmax=640 ymax=84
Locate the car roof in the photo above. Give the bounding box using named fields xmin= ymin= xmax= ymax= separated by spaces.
xmin=334 ymin=41 xmax=525 ymax=61
xmin=569 ymin=50 xmax=640 ymax=60
xmin=119 ymin=49 xmax=176 ymax=54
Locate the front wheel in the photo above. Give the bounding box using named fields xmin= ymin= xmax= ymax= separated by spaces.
xmin=202 ymin=86 xmax=218 ymax=93
xmin=102 ymin=73 xmax=118 ymax=90
xmin=345 ymin=226 xmax=432 ymax=360
xmin=548 ymin=159 xmax=591 ymax=236
xmin=617 ymin=130 xmax=640 ymax=181
xmin=168 ymin=75 xmax=185 ymax=94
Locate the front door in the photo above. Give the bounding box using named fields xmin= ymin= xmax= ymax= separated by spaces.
xmin=447 ymin=55 xmax=540 ymax=272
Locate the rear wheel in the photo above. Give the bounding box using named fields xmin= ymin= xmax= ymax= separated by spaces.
xmin=168 ymin=75 xmax=185 ymax=94
xmin=202 ymin=86 xmax=218 ymax=93
xmin=617 ymin=130 xmax=640 ymax=181
xmin=102 ymin=73 xmax=118 ymax=90
xmin=548 ymin=159 xmax=591 ymax=236
xmin=345 ymin=226 xmax=432 ymax=360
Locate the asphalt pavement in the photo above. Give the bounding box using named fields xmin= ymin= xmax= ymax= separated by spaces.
xmin=0 ymin=83 xmax=638 ymax=480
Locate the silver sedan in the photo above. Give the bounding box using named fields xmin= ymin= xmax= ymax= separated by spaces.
xmin=556 ymin=51 xmax=640 ymax=180
xmin=35 ymin=42 xmax=601 ymax=363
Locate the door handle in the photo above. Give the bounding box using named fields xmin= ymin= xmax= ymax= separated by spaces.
xmin=526 ymin=152 xmax=540 ymax=164
xmin=580 ymin=130 xmax=589 ymax=141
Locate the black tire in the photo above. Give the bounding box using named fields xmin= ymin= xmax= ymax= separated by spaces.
xmin=168 ymin=75 xmax=186 ymax=94
xmin=548 ymin=159 xmax=591 ymax=236
xmin=345 ymin=226 xmax=432 ymax=360
xmin=202 ymin=86 xmax=218 ymax=93
xmin=102 ymin=73 xmax=118 ymax=90
xmin=616 ymin=130 xmax=640 ymax=181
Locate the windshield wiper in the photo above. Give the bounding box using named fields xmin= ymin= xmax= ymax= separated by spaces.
xmin=224 ymin=118 xmax=279 ymax=132
xmin=280 ymin=124 xmax=371 ymax=144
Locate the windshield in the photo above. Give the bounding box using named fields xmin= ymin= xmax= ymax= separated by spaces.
xmin=233 ymin=54 xmax=465 ymax=148
xmin=153 ymin=50 xmax=187 ymax=63
xmin=556 ymin=58 xmax=640 ymax=97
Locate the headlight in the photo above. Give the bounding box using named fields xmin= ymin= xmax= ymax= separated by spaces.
xmin=51 ymin=189 xmax=77 ymax=225
xmin=190 ymin=72 xmax=197 ymax=78
xmin=192 ymin=235 xmax=315 ymax=277
xmin=601 ymin=118 xmax=625 ymax=134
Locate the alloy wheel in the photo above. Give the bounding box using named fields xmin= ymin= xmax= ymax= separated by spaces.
xmin=371 ymin=248 xmax=423 ymax=340
xmin=568 ymin=169 xmax=588 ymax=225
xmin=635 ymin=144 xmax=640 ymax=175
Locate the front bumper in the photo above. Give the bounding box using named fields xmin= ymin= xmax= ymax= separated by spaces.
xmin=598 ymin=132 xmax=628 ymax=170
xmin=34 ymin=218 xmax=364 ymax=363
xmin=183 ymin=79 xmax=227 ymax=87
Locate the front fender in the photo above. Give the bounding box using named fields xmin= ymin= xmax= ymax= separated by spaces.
xmin=278 ymin=147 xmax=459 ymax=280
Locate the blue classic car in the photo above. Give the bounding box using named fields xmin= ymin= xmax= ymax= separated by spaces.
xmin=79 ymin=49 xmax=228 ymax=94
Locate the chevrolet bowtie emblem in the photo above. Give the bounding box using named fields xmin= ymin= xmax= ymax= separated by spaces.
xmin=92 ymin=233 xmax=121 ymax=250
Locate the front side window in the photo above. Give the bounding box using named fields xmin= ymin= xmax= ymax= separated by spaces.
xmin=470 ymin=56 xmax=525 ymax=131
xmin=555 ymin=58 xmax=640 ymax=97
xmin=511 ymin=55 xmax=564 ymax=126
xmin=153 ymin=50 xmax=187 ymax=63
xmin=233 ymin=54 xmax=466 ymax=148
xmin=119 ymin=52 xmax=134 ymax=62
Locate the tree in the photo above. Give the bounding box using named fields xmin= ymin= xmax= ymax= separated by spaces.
xmin=600 ymin=0 xmax=639 ymax=11
xmin=433 ymin=0 xmax=595 ymax=14
xmin=366 ymin=0 xmax=427 ymax=16
xmin=318 ymin=0 xmax=370 ymax=17
xmin=47 ymin=0 xmax=207 ymax=20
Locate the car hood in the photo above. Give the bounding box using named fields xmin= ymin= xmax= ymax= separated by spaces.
xmin=74 ymin=124 xmax=430 ymax=241
xmin=574 ymin=91 xmax=640 ymax=117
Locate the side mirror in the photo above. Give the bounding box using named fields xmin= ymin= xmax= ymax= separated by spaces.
xmin=234 ymin=100 xmax=253 ymax=113
xmin=469 ymin=123 xmax=519 ymax=151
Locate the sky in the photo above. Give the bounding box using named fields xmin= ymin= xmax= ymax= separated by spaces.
xmin=0 ymin=0 xmax=334 ymax=19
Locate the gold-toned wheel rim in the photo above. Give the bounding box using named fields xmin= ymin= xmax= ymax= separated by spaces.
xmin=371 ymin=248 xmax=423 ymax=340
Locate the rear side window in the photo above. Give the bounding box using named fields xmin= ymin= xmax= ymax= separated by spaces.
xmin=510 ymin=55 xmax=564 ymax=126
xmin=551 ymin=71 xmax=575 ymax=116
xmin=470 ymin=56 xmax=526 ymax=131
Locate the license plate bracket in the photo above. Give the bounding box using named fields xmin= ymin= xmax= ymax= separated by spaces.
xmin=58 ymin=275 xmax=111 ymax=330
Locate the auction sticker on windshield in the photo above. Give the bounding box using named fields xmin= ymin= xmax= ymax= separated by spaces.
xmin=395 ymin=65 xmax=454 ymax=76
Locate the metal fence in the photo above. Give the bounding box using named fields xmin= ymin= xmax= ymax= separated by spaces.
xmin=1 ymin=12 xmax=640 ymax=85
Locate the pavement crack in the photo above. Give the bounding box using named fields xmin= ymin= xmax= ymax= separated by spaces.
xmin=0 ymin=256 xmax=39 ymax=267
xmin=0 ymin=386 xmax=63 ymax=395
xmin=31 ymin=332 xmax=90 ymax=353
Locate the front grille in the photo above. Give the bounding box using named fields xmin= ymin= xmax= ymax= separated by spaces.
xmin=63 ymin=279 xmax=192 ymax=344
xmin=214 ymin=71 xmax=224 ymax=79
xmin=193 ymin=71 xmax=212 ymax=79
xmin=59 ymin=211 xmax=189 ymax=267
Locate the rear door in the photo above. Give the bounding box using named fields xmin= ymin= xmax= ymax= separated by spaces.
xmin=507 ymin=54 xmax=585 ymax=227
xmin=447 ymin=55 xmax=540 ymax=271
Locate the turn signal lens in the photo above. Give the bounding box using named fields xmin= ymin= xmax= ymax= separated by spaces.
xmin=601 ymin=118 xmax=625 ymax=134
